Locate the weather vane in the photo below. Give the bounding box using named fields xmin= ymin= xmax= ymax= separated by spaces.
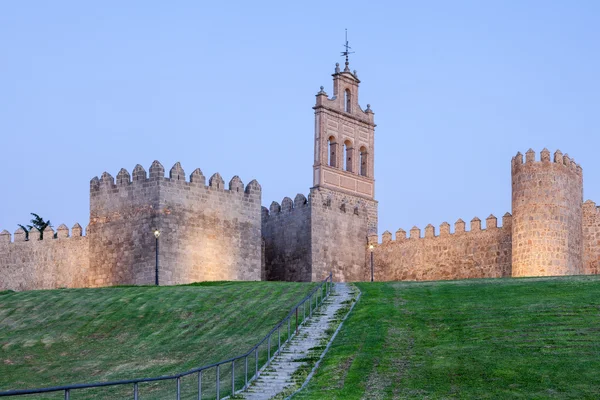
xmin=341 ymin=28 xmax=354 ymax=65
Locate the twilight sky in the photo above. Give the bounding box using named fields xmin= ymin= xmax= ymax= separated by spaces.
xmin=1 ymin=1 xmax=599 ymax=237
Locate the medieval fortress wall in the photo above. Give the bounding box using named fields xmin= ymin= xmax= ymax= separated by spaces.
xmin=368 ymin=215 xmax=513 ymax=281
xmin=1 ymin=61 xmax=599 ymax=291
xmin=0 ymin=224 xmax=89 ymax=290
xmin=583 ymin=200 xmax=600 ymax=275
xmin=0 ymin=160 xmax=262 ymax=291
xmin=369 ymin=148 xmax=598 ymax=281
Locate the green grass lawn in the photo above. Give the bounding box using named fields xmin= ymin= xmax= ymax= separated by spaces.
xmin=0 ymin=281 xmax=316 ymax=399
xmin=295 ymin=276 xmax=600 ymax=399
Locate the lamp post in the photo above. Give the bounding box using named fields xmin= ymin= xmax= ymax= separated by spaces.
xmin=153 ymin=229 xmax=160 ymax=286
xmin=369 ymin=244 xmax=374 ymax=282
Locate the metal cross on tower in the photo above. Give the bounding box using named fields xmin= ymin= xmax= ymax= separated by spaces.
xmin=341 ymin=28 xmax=355 ymax=65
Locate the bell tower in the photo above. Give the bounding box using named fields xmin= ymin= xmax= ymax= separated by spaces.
xmin=313 ymin=62 xmax=376 ymax=201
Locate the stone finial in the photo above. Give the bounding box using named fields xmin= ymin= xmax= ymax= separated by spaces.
xmin=228 ymin=176 xmax=244 ymax=192
xmin=395 ymin=228 xmax=406 ymax=241
xmin=149 ymin=160 xmax=165 ymax=180
xmin=209 ymin=172 xmax=225 ymax=189
xmin=281 ymin=197 xmax=293 ymax=212
xmin=169 ymin=162 xmax=185 ymax=181
xmin=294 ymin=193 xmax=307 ymax=208
xmin=100 ymin=172 xmax=114 ymax=187
xmin=455 ymin=218 xmax=465 ymax=233
xmin=486 ymin=214 xmax=497 ymax=229
xmin=72 ymin=223 xmax=83 ymax=237
xmin=43 ymin=225 xmax=55 ymax=239
xmin=540 ymin=148 xmax=550 ymax=162
xmin=117 ymin=168 xmax=131 ymax=186
xmin=353 ymin=70 xmax=358 ymax=78
xmin=57 ymin=224 xmax=69 ymax=239
xmin=409 ymin=226 xmax=420 ymax=239
xmin=269 ymin=201 xmax=281 ymax=214
xmin=553 ymin=149 xmax=563 ymax=164
xmin=382 ymin=231 xmax=392 ymax=243
xmin=366 ymin=104 xmax=372 ymax=113
xmin=502 ymin=212 xmax=512 ymax=228
xmin=317 ymin=86 xmax=326 ymax=95
xmin=525 ymin=148 xmax=535 ymax=163
xmin=334 ymin=63 xmax=340 ymax=74
xmin=190 ymin=168 xmax=205 ymax=185
xmin=569 ymin=158 xmax=577 ymax=171
xmin=424 ymin=224 xmax=435 ymax=238
xmin=14 ymin=227 xmax=27 ymax=241
xmin=133 ymin=164 xmax=147 ymax=181
xmin=367 ymin=233 xmax=378 ymax=246
xmin=513 ymin=152 xmax=523 ymax=166
xmin=470 ymin=217 xmax=481 ymax=232
xmin=244 ymin=179 xmax=261 ymax=194
xmin=29 ymin=227 xmax=40 ymax=241
xmin=440 ymin=222 xmax=450 ymax=237
xmin=0 ymin=230 xmax=10 ymax=244
xmin=583 ymin=200 xmax=597 ymax=212
xmin=90 ymin=176 xmax=100 ymax=191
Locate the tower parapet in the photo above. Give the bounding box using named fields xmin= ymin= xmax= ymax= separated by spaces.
xmin=511 ymin=149 xmax=583 ymax=277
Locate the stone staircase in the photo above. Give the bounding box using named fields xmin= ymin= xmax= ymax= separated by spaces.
xmin=241 ymin=283 xmax=352 ymax=400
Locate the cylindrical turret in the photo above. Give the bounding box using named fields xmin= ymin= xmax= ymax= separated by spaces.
xmin=511 ymin=148 xmax=583 ymax=277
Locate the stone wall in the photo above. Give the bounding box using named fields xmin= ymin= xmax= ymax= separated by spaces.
xmin=583 ymin=200 xmax=600 ymax=275
xmin=262 ymin=194 xmax=312 ymax=281
xmin=88 ymin=163 xmax=161 ymax=286
xmin=368 ymin=214 xmax=512 ymax=281
xmin=89 ymin=161 xmax=262 ymax=287
xmin=0 ymin=224 xmax=89 ymax=291
xmin=511 ymin=149 xmax=584 ymax=277
xmin=159 ymin=163 xmax=262 ymax=283
xmin=310 ymin=187 xmax=375 ymax=282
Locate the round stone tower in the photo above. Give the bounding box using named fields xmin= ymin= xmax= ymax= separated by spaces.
xmin=511 ymin=148 xmax=583 ymax=277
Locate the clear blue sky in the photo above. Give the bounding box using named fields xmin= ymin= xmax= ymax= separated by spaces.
xmin=1 ymin=1 xmax=599 ymax=237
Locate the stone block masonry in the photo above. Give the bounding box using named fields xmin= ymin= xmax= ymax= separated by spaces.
xmin=511 ymin=149 xmax=583 ymax=277
xmin=0 ymin=224 xmax=89 ymax=291
xmin=583 ymin=200 xmax=600 ymax=274
xmin=262 ymin=187 xmax=376 ymax=283
xmin=368 ymin=214 xmax=512 ymax=281
xmin=89 ymin=161 xmax=263 ymax=286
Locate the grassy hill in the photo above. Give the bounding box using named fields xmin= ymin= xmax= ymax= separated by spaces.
xmin=296 ymin=276 xmax=600 ymax=399
xmin=0 ymin=281 xmax=316 ymax=399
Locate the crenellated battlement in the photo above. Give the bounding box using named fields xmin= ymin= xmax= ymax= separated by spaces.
xmin=0 ymin=223 xmax=87 ymax=244
xmin=369 ymin=213 xmax=511 ymax=245
xmin=90 ymin=161 xmax=261 ymax=196
xmin=511 ymin=148 xmax=583 ymax=176
xmin=584 ymin=199 xmax=600 ymax=214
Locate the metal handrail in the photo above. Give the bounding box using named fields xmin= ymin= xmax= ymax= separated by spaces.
xmin=0 ymin=273 xmax=333 ymax=399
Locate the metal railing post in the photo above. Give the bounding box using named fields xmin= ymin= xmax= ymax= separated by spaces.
xmin=216 ymin=364 xmax=220 ymax=400
xmin=232 ymin=360 xmax=235 ymax=395
xmin=198 ymin=370 xmax=202 ymax=400
xmin=245 ymin=355 xmax=248 ymax=389
xmin=296 ymin=308 xmax=299 ymax=335
xmin=288 ymin=317 xmax=291 ymax=341
xmin=177 ymin=377 xmax=181 ymax=400
xmin=64 ymin=389 xmax=69 ymax=400
xmin=278 ymin=325 xmax=281 ymax=354
xmin=134 ymin=382 xmax=138 ymax=400
xmin=268 ymin=335 xmax=271 ymax=361
xmin=255 ymin=348 xmax=259 ymax=377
